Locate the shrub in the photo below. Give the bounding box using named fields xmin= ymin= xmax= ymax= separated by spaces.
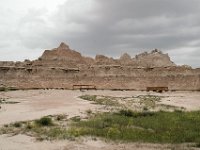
xmin=13 ymin=122 xmax=22 ymax=128
xmin=35 ymin=117 xmax=53 ymax=126
xmin=0 ymin=87 xmax=6 ymax=91
xmin=86 ymin=109 xmax=92 ymax=115
xmin=196 ymin=143 xmax=200 ymax=148
xmin=119 ymin=109 xmax=134 ymax=117
xmin=119 ymin=109 xmax=155 ymax=118
xmin=56 ymin=114 xmax=66 ymax=121
xmin=26 ymin=123 xmax=33 ymax=129
xmin=143 ymin=107 xmax=149 ymax=111
xmin=80 ymin=95 xmax=97 ymax=101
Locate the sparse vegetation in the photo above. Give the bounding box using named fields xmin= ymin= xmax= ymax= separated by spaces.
xmin=79 ymin=95 xmax=120 ymax=106
xmin=157 ymin=104 xmax=186 ymax=111
xmin=80 ymin=95 xmax=97 ymax=101
xmin=70 ymin=116 xmax=81 ymax=122
xmin=68 ymin=110 xmax=200 ymax=144
xmin=0 ymin=98 xmax=19 ymax=104
xmin=137 ymin=95 xmax=161 ymax=109
xmin=1 ymin=110 xmax=200 ymax=144
xmin=0 ymin=91 xmax=198 ymax=147
xmin=79 ymin=94 xmax=184 ymax=111
xmin=0 ymin=115 xmax=71 ymax=141
xmin=0 ymin=87 xmax=18 ymax=92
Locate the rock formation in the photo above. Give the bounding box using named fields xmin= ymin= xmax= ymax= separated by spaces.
xmin=135 ymin=49 xmax=176 ymax=68
xmin=0 ymin=42 xmax=199 ymax=91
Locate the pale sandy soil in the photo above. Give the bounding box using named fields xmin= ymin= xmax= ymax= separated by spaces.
xmin=0 ymin=90 xmax=200 ymax=150
xmin=0 ymin=134 xmax=197 ymax=150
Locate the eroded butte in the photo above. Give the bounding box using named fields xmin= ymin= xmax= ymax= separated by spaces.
xmin=0 ymin=42 xmax=199 ymax=91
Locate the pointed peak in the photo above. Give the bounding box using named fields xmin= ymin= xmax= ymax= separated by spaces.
xmin=58 ymin=42 xmax=70 ymax=49
xmin=120 ymin=53 xmax=131 ymax=60
xmin=151 ymin=49 xmax=162 ymax=54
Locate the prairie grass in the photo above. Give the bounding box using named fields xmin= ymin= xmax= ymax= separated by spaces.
xmin=1 ymin=110 xmax=200 ymax=145
xmin=69 ymin=110 xmax=200 ymax=143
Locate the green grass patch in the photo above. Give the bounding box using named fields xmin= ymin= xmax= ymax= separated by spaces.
xmin=2 ymin=110 xmax=200 ymax=144
xmin=69 ymin=110 xmax=200 ymax=143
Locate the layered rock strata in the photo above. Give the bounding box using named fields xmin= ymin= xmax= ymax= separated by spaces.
xmin=0 ymin=42 xmax=199 ymax=91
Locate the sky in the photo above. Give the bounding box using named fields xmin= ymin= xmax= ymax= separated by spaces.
xmin=0 ymin=0 xmax=200 ymax=68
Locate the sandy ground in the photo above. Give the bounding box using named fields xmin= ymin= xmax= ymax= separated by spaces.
xmin=1 ymin=134 xmax=196 ymax=150
xmin=0 ymin=90 xmax=200 ymax=150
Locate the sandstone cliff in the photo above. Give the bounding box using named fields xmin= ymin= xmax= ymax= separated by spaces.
xmin=0 ymin=42 xmax=199 ymax=91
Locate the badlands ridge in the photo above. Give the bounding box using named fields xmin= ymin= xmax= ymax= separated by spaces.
xmin=0 ymin=42 xmax=199 ymax=91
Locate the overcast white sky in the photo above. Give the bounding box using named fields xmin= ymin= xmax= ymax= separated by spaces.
xmin=0 ymin=0 xmax=200 ymax=68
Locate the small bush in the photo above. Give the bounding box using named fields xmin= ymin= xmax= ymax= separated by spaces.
xmin=0 ymin=87 xmax=18 ymax=92
xmin=86 ymin=109 xmax=92 ymax=115
xmin=143 ymin=107 xmax=149 ymax=111
xmin=119 ymin=109 xmax=134 ymax=117
xmin=13 ymin=122 xmax=22 ymax=128
xmin=70 ymin=116 xmax=81 ymax=122
xmin=4 ymin=124 xmax=8 ymax=128
xmin=0 ymin=87 xmax=6 ymax=91
xmin=119 ymin=109 xmax=155 ymax=118
xmin=26 ymin=123 xmax=33 ymax=129
xmin=35 ymin=117 xmax=53 ymax=126
xmin=56 ymin=114 xmax=66 ymax=121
